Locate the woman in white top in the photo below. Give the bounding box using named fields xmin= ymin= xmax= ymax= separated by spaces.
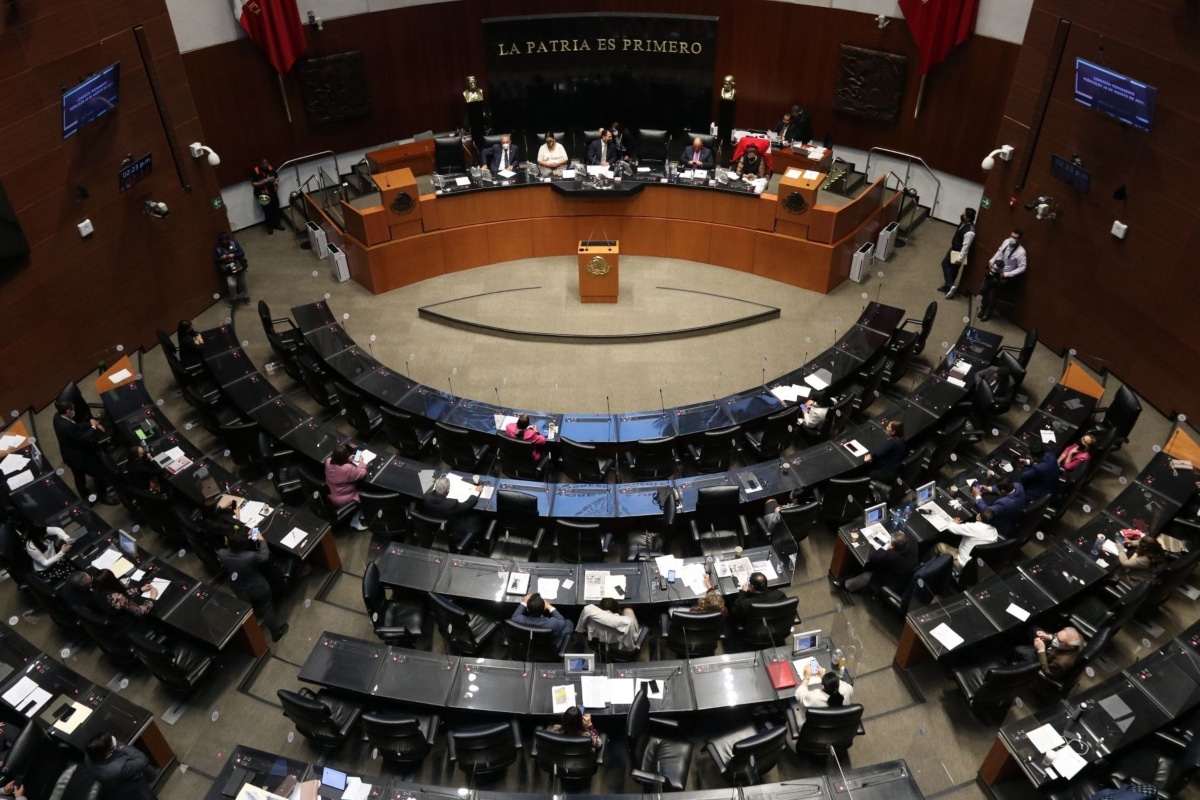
xmin=793 ymin=664 xmax=854 ymax=724
xmin=25 ymin=526 xmax=73 ymax=581
xmin=537 ymin=134 xmax=569 ymax=177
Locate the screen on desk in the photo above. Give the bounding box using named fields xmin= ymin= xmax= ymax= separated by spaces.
xmin=321 ymin=767 xmax=347 ymax=790
xmin=117 ymin=531 xmax=138 ymax=557
xmin=793 ymin=630 xmax=821 ymax=651
xmin=916 ymin=481 xmax=935 ymax=505
xmin=864 ymin=502 xmax=886 ymax=526
xmin=564 ymin=653 xmax=595 ymax=674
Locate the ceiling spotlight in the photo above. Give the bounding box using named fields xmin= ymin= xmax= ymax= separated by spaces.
xmin=981 ymin=144 xmax=1014 ymax=171
xmin=188 ymin=142 xmax=221 ymax=167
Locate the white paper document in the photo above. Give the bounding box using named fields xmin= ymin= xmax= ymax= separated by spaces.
xmin=281 ymin=528 xmax=308 ymax=549
xmin=580 ymin=675 xmax=609 ymax=707
xmin=751 ymin=560 xmax=778 ymax=581
xmin=769 ymin=384 xmax=811 ymax=403
xmin=563 ymin=169 xmax=577 ymax=178
xmin=803 ymin=170 xmax=821 ymax=180
xmin=803 ymin=373 xmax=830 ymax=391
xmin=583 ymin=571 xmax=606 ymax=601
xmin=108 ymin=368 xmax=133 ymax=384
xmin=52 ymin=701 xmax=93 ymax=734
xmin=946 ymin=376 xmax=966 ymax=388
xmin=1005 ymin=603 xmax=1030 ymax=621
xmin=0 ymin=453 xmax=30 ymax=475
xmin=3 ymin=677 xmax=52 ymax=717
xmin=494 ymin=414 xmax=519 ymax=431
xmin=143 ymin=578 xmax=171 ymax=597
xmin=0 ymin=434 xmax=26 ymax=450
xmin=929 ymin=622 xmax=964 ymax=650
xmin=1026 ymin=723 xmax=1066 ymax=754
xmin=918 ymin=502 xmax=954 ymax=531
xmin=357 ymin=449 xmax=378 ymax=466
xmin=536 ymin=578 xmax=560 ymax=601
xmin=454 ymin=177 xmax=471 ymax=186
xmin=1040 ymin=429 xmax=1057 ymax=444
xmin=726 ymin=556 xmax=754 ymax=586
xmin=446 ymin=473 xmax=493 ymax=502
xmin=91 ymin=549 xmax=123 ymax=571
xmin=636 ymin=166 xmax=651 ymax=173
xmin=1049 ymin=745 xmax=1087 ymax=779
xmin=607 ymin=678 xmax=636 ymax=705
xmin=239 ymin=500 xmax=271 ymax=528
xmin=496 ymin=169 xmax=517 ymax=179
xmin=551 ymin=684 xmax=577 ymax=713
xmin=6 ymin=470 xmax=33 ymax=490
xmin=654 ymin=555 xmax=683 ymax=577
xmin=342 ymin=778 xmax=372 ymax=800
xmin=677 ymin=563 xmax=708 ymax=595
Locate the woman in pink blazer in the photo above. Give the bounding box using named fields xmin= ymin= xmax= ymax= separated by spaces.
xmin=324 ymin=445 xmax=368 ymax=530
xmin=1057 ymin=432 xmax=1096 ymax=478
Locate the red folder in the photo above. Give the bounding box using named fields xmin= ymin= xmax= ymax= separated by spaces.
xmin=767 ymin=661 xmax=797 ymax=690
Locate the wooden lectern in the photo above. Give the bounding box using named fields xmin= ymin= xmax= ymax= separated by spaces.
xmin=577 ymin=240 xmax=619 ymax=303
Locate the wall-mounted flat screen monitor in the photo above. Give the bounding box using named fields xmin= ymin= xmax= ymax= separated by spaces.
xmin=63 ymin=63 xmax=120 ymax=139
xmin=1074 ymin=58 xmax=1155 ymax=132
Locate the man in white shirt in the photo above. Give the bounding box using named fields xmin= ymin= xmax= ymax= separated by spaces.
xmin=933 ymin=509 xmax=999 ymax=567
xmin=979 ymin=228 xmax=1027 ymax=321
xmin=536 ymin=133 xmax=569 ymax=177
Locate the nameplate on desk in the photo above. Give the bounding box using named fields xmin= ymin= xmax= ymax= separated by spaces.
xmin=108 ymin=368 xmax=132 ymax=384
xmin=454 ymin=177 xmax=471 ymax=187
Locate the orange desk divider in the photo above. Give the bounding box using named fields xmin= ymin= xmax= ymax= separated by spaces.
xmin=1060 ymin=360 xmax=1105 ymax=400
xmin=1164 ymin=427 xmax=1200 ymax=465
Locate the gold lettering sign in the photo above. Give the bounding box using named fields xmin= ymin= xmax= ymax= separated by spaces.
xmin=586 ymin=256 xmax=610 ymax=276
xmin=498 ymin=38 xmax=704 ymax=56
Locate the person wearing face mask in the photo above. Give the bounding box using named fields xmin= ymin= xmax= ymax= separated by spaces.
xmin=84 ymin=730 xmax=158 ymax=799
xmin=483 ymin=134 xmax=520 ymax=173
xmin=1015 ymin=627 xmax=1085 ymax=678
xmin=938 ymin=207 xmax=976 ymax=298
xmin=978 ymin=228 xmax=1027 ymax=322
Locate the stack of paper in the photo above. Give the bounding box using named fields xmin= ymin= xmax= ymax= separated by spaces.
xmin=607 ymin=678 xmax=636 ymax=705
xmin=281 ymin=528 xmax=308 ymax=549
xmin=802 ymin=170 xmax=821 ymax=180
xmin=92 ymin=549 xmax=133 ymax=578
xmin=6 ymin=470 xmax=33 ymax=491
xmin=108 ymin=368 xmax=133 ymax=384
xmin=3 ymin=676 xmax=52 ymax=716
xmin=239 ymin=501 xmax=271 ymax=528
xmin=751 ymin=560 xmax=778 ymax=581
xmin=536 ymin=577 xmax=560 ymax=601
xmin=0 ymin=453 xmax=30 ymax=475
xmin=768 ymin=384 xmax=811 ymax=403
xmin=580 ymin=675 xmax=609 ymax=707
xmin=0 ymin=433 xmax=26 ymax=451
xmin=583 ymin=571 xmax=606 ymax=601
xmin=918 ymin=502 xmax=955 ymax=531
xmin=929 ymin=622 xmax=964 ymax=650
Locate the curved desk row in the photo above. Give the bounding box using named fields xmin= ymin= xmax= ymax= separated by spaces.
xmin=326 ymin=164 xmax=899 ymax=296
xmin=299 ymin=631 xmax=829 ymax=718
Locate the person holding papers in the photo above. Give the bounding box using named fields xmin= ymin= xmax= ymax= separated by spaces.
xmin=576 ymin=597 xmax=641 ymax=652
xmin=839 ymin=530 xmax=917 ymax=595
xmin=23 ymin=525 xmax=73 ymax=582
xmin=505 ymin=414 xmax=549 ymax=466
xmin=1015 ymin=627 xmax=1085 ymax=678
xmin=733 ymin=144 xmax=769 ymax=179
xmin=324 ymin=445 xmax=369 ymax=531
xmin=937 ymin=207 xmax=976 ymax=297
xmin=730 ymin=572 xmax=785 ymax=622
xmin=587 ymin=129 xmax=618 ymax=167
xmin=681 ymin=137 xmax=714 ymax=171
xmin=772 ymin=111 xmax=801 ymax=143
xmin=690 ymin=573 xmax=728 ymax=617
xmin=1018 ymin=443 xmax=1060 ymax=501
xmin=513 ymin=593 xmax=574 ymax=652
xmin=53 ymin=399 xmax=114 ymax=505
xmin=84 ymin=730 xmax=158 ymax=800
xmin=932 ymin=509 xmax=999 ymax=567
xmin=218 ymin=528 xmax=289 ymax=642
xmin=547 ymin=706 xmax=602 ymax=749
xmin=970 ymin=478 xmax=1026 ymax=538
xmin=537 ymin=133 xmax=569 ymax=177
xmin=483 ymin=134 xmax=520 ymax=172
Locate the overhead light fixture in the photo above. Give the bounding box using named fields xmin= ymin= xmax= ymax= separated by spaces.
xmin=981 ymin=145 xmax=1014 ymax=171
xmin=188 ymin=142 xmax=221 ymax=167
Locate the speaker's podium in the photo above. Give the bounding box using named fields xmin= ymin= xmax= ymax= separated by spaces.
xmin=577 ymin=240 xmax=619 ymax=303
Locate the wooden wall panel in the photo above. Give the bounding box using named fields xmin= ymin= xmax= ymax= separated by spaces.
xmin=971 ymin=0 xmax=1200 ymax=421
xmin=0 ymin=5 xmax=229 ymax=413
xmin=182 ymin=0 xmax=1020 ymax=187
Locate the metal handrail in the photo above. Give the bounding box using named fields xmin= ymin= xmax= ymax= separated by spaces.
xmin=866 ymin=147 xmax=940 ymax=217
xmin=278 ymin=150 xmax=340 ymax=189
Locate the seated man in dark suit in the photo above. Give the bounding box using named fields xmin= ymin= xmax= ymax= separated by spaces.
xmin=513 ymin=592 xmax=575 ymax=652
xmin=978 ymin=364 xmax=1015 ymax=402
xmin=730 ymin=571 xmax=786 ymax=622
xmin=1017 ymin=442 xmax=1060 ymax=502
xmin=772 ymin=111 xmax=800 ymax=142
xmin=586 ymin=129 xmax=618 ymax=167
xmin=680 ymin=136 xmax=714 ymax=170
xmin=840 ymin=530 xmax=918 ymax=595
xmin=422 ymin=475 xmax=483 ymax=530
xmin=483 ymin=134 xmax=520 ymax=172
xmin=971 ymin=477 xmax=1027 ymax=538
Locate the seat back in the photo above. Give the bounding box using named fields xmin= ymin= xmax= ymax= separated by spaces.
xmin=630 ymin=436 xmax=678 ymax=479
xmin=727 ymin=726 xmax=787 ymax=780
xmin=685 ymin=131 xmax=717 ymax=152
xmin=429 ymin=592 xmax=480 ymax=652
xmin=452 ymin=722 xmax=518 ymax=778
xmin=996 ymin=351 xmax=1027 ymax=401
xmin=747 ymin=406 xmax=797 ymax=458
xmin=335 ymin=381 xmax=380 ymax=435
xmin=277 ymin=689 xmax=342 ymax=745
xmin=740 ymin=597 xmax=799 ymax=649
xmin=362 ymin=561 xmax=386 ymax=618
xmin=1009 ymin=494 xmax=1051 ymax=547
xmin=820 ymin=476 xmax=872 ymax=523
xmin=410 ymin=509 xmax=451 ymax=552
xmin=925 ymin=415 xmax=966 ymax=473
xmin=217 ymin=418 xmax=264 ymax=467
xmin=694 ymin=485 xmax=743 ymax=531
xmin=971 ymin=661 xmax=1041 ymax=712
xmin=358 ymin=488 xmax=408 ymax=537
xmin=913 ymin=301 xmax=938 ymax=355
xmin=959 ymin=537 xmax=1022 ymax=588
xmin=638 ymin=129 xmax=670 ymax=164
xmin=361 ymin=711 xmax=430 ymax=765
xmin=826 ymin=392 xmax=856 ymax=439
xmin=777 ymin=501 xmax=819 ymax=546
xmin=497 ymin=434 xmax=542 ymax=479
xmin=1104 ymin=575 xmax=1154 ymax=633
xmin=1144 ymin=548 xmax=1200 ymax=611
xmin=1101 ymin=384 xmax=1141 ymax=444
xmin=435 ymin=136 xmax=467 ymax=173
xmin=436 ymin=422 xmax=487 ymax=471
xmin=556 ymin=519 xmax=605 ymax=563
xmin=505 ymin=618 xmax=561 ymax=661
xmin=693 ymin=426 xmax=740 ymax=472
xmin=795 ymin=705 xmax=864 ymax=754
xmin=296 ymin=352 xmax=340 ymax=409
xmin=533 ymin=730 xmax=599 ymax=781
xmin=380 ymin=405 xmax=431 ymax=458
xmin=666 ymin=608 xmax=723 ymax=657
xmin=497 ymin=490 xmax=542 ymax=538
xmin=625 ymin=687 xmax=652 ymax=760
xmin=850 ymin=358 xmax=888 ymax=418
xmin=1014 ymin=327 xmax=1037 ymax=368
xmin=560 ymin=437 xmax=608 ymax=482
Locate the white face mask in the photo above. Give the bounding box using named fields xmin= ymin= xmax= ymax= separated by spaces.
xmin=111 ymin=735 xmax=118 ymax=751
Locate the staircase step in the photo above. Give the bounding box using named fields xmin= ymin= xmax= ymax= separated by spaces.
xmin=898 ymin=204 xmax=930 ymax=234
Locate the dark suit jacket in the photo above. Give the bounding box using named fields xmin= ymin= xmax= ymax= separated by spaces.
xmin=53 ymin=413 xmax=100 ymax=470
xmin=216 ymin=540 xmax=271 ymax=600
xmin=483 ymin=143 xmax=520 ymax=172
xmin=587 ymin=139 xmax=619 ymax=166
xmin=864 ymin=534 xmax=919 ymax=593
xmin=85 ymin=746 xmax=155 ymax=800
xmin=730 ymin=587 xmax=786 ymax=621
xmin=680 ymin=146 xmax=714 ymax=170
xmin=422 ymin=492 xmax=478 ymax=520
xmin=773 ymin=120 xmax=799 ymax=141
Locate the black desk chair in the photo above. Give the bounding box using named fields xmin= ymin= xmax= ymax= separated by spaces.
xmin=1137 ymin=548 xmax=1200 ymax=617
xmin=1007 ymin=493 xmax=1052 ymax=549
xmin=128 ymin=631 xmax=217 ymax=694
xmin=295 ymin=351 xmax=341 ymax=411
xmin=1110 ymin=729 xmax=1200 ymax=800
xmin=689 ymin=485 xmax=751 ymax=553
xmin=625 ymin=503 xmax=675 ymax=562
xmin=788 ymin=703 xmax=866 ymax=757
xmin=559 ymin=438 xmax=615 ymax=483
xmin=1094 ymin=383 xmax=1141 ymax=453
xmin=556 ymin=519 xmax=612 ymax=563
xmin=923 ymin=415 xmax=967 ymax=474
xmin=436 ymin=423 xmax=494 ymax=472
xmin=637 ymin=129 xmax=670 ymax=167
xmin=334 ymin=381 xmax=382 ymax=439
xmin=951 ymin=659 xmax=1041 ymax=721
xmin=882 ymin=554 xmax=953 ymax=616
xmin=257 ymin=300 xmax=306 ymax=380
xmin=358 ymin=487 xmax=409 ymax=539
xmin=360 ymin=709 xmax=439 ymax=772
xmin=704 ymin=724 xmax=788 ymax=785
xmin=743 ymin=406 xmax=798 ymax=460
xmin=448 ymin=720 xmax=522 ymax=782
xmin=739 ymin=596 xmax=799 ymax=649
xmin=684 ymin=426 xmax=741 ymax=474
xmin=175 ymin=506 xmax=224 ymax=574
xmin=497 ymin=433 xmax=550 ymax=480
xmin=26 ymin=576 xmax=80 ymax=633
xmin=158 ymin=329 xmax=219 ymax=397
xmin=217 ymin=418 xmax=268 ymax=478
xmin=363 ymin=562 xmax=426 ymax=646
xmin=277 ymin=688 xmax=364 ymax=750
xmin=5 ymin=720 xmax=102 ymax=800
xmin=952 ymin=536 xmax=1022 ymax=589
xmin=485 ymin=490 xmax=545 ymax=561
xmin=584 ymin=619 xmax=649 ymax=663
xmin=504 ymin=618 xmax=566 ymax=661
xmin=531 ymin=730 xmax=605 ymax=789
xmin=75 ymin=604 xmax=138 ymax=668
xmin=124 ymin=485 xmax=184 ymax=543
xmin=1033 ymin=625 xmax=1112 ymax=701
xmin=659 ymin=608 xmax=723 ymax=658
xmin=1045 ymin=428 xmax=1118 ymax=522
xmin=1066 ymin=577 xmax=1152 ymax=639
xmin=435 ymin=136 xmax=468 ymax=174
xmin=298 ymin=462 xmax=360 ymax=531
xmin=626 ymin=687 xmax=694 ymax=791
xmin=882 ymin=301 xmax=937 ymax=383
xmin=847 ymin=357 xmax=888 ymax=419
xmin=817 ymin=475 xmax=872 ymax=525
xmin=623 ymin=436 xmax=680 ymax=481
xmin=429 ymin=592 xmax=497 ymax=655
xmin=796 ymin=392 xmax=853 ymax=447
xmin=380 ymin=405 xmax=435 ymax=460
xmin=1000 ymin=326 xmax=1038 ymax=370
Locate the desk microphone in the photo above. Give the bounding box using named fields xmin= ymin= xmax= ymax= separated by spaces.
xmin=405 ymin=359 xmax=412 ymax=378
xmin=659 ymin=389 xmax=666 ymax=415
xmin=495 ymin=387 xmax=503 ymax=411
xmin=607 ymin=396 xmax=612 ymax=416
xmin=829 ymin=743 xmax=856 ymax=800
xmin=447 ymin=376 xmax=454 ymax=398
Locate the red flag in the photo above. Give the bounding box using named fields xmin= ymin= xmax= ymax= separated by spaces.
xmin=232 ymin=0 xmax=308 ymax=75
xmin=898 ymin=0 xmax=980 ymax=76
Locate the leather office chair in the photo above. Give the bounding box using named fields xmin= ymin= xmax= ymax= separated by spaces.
xmin=295 ymin=351 xmax=341 ymax=411
xmin=659 ymin=608 xmax=723 ymax=658
xmin=951 ymin=537 xmax=1022 ymax=589
xmin=217 ymin=418 xmax=268 ymax=477
xmin=743 ymin=406 xmax=797 ymax=460
xmin=158 ymin=330 xmax=220 ymax=403
xmin=796 ymin=392 xmax=851 ymax=447
xmin=124 ymin=485 xmax=185 ymax=543
xmin=922 ymin=415 xmax=967 ymax=474
xmin=1032 ymin=625 xmax=1112 ymax=701
xmin=689 ymin=485 xmax=751 ymax=556
xmin=704 ymin=724 xmax=788 ymax=785
xmin=1109 ymin=728 xmax=1200 ymax=799
xmin=738 ymin=596 xmax=799 ymax=649
xmin=435 ymin=135 xmax=468 ymax=174
xmin=847 ymin=357 xmax=888 ymax=419
xmin=429 ymin=592 xmax=497 ymax=655
xmin=684 ymin=425 xmax=741 ymax=474
xmin=625 ymin=687 xmax=694 ymax=791
xmin=257 ymin=300 xmax=306 ymax=380
xmin=882 ymin=554 xmax=953 ymax=615
xmin=436 ymin=422 xmax=494 ymax=472
xmin=360 ymin=709 xmax=439 ymax=771
xmin=362 ymin=562 xmax=426 ymax=646
xmin=298 ymin=462 xmax=359 ymax=530
xmin=757 ymin=500 xmax=817 ymax=558
xmin=532 ymin=730 xmax=605 ymax=788
xmin=1045 ymin=428 xmax=1118 ymax=522
xmin=277 ymin=688 xmax=364 ymax=750
xmin=75 ymin=604 xmax=138 ymax=667
xmin=334 ymin=381 xmax=382 ymax=439
xmin=1137 ymin=548 xmax=1200 ymax=616
xmin=380 ymin=405 xmax=435 ymax=460
xmin=887 ymin=301 xmax=937 ymax=362
xmin=496 ymin=434 xmax=550 ymax=480
xmin=0 ymin=522 xmax=33 ymax=591
xmin=555 ymin=519 xmax=612 ymax=563
xmin=128 ymin=631 xmax=217 ymax=694
xmin=685 ymin=131 xmax=717 ymax=156
xmin=175 ymin=506 xmax=225 ymax=574
xmin=357 ymin=487 xmax=409 ymax=539
xmin=1000 ymin=326 xmax=1038 ymax=370
xmin=410 ymin=508 xmax=460 ymax=553
xmin=558 ymin=437 xmax=615 ymax=482
xmin=504 ymin=618 xmax=566 ymax=661
xmin=637 ymin=129 xmax=670 ymax=166
xmin=788 ymin=703 xmax=866 ymax=756
xmin=448 ymin=720 xmax=522 ymax=781
xmin=1094 ymin=383 xmax=1141 ymax=452
xmin=622 ymin=436 xmax=679 ymax=480
xmin=959 ymin=379 xmax=999 ymax=446
xmin=5 ymin=720 xmax=103 ymax=800
xmin=951 ymin=659 xmax=1041 ymax=720
xmin=1066 ymin=573 xmax=1152 ymax=639
xmin=625 ymin=503 xmax=675 ymax=562
xmin=817 ymin=475 xmax=872 ymax=525
xmin=485 ymin=490 xmax=545 ymax=561
xmin=25 ymin=576 xmax=80 ymax=633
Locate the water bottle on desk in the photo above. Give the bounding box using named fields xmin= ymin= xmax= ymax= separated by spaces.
xmin=1091 ymin=534 xmax=1106 ymax=557
xmin=832 ymin=647 xmax=845 ymax=675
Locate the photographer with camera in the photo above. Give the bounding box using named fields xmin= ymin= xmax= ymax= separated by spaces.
xmin=978 ymin=228 xmax=1026 ymax=321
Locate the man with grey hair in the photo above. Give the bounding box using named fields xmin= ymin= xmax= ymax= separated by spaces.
xmin=1015 ymin=626 xmax=1085 ymax=678
xmin=421 ymin=475 xmax=483 ymax=543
